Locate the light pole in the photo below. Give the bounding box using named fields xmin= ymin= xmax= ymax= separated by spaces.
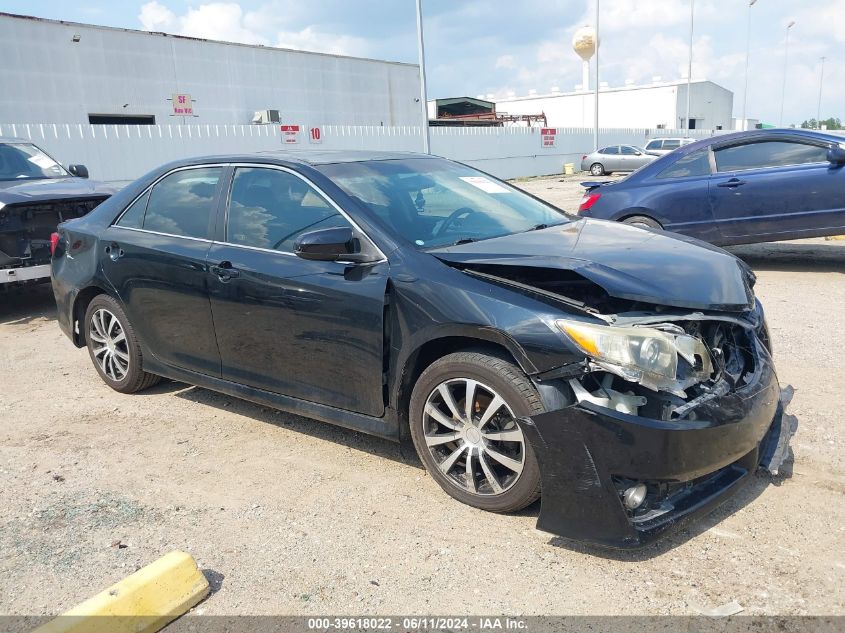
xmin=594 ymin=0 xmax=600 ymax=151
xmin=685 ymin=0 xmax=694 ymax=130
xmin=779 ymin=20 xmax=795 ymax=127
xmin=741 ymin=0 xmax=758 ymax=131
xmin=816 ymin=56 xmax=826 ymax=127
xmin=415 ymin=0 xmax=431 ymax=153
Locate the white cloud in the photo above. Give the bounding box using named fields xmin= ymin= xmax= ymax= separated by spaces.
xmin=495 ymin=54 xmax=516 ymax=70
xmin=275 ymin=27 xmax=369 ymax=56
xmin=137 ymin=1 xmax=369 ymax=56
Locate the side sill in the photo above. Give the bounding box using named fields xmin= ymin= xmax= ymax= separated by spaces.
xmin=143 ymin=358 xmax=400 ymax=442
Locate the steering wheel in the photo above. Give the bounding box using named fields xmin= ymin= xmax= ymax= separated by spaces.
xmin=436 ymin=207 xmax=480 ymax=237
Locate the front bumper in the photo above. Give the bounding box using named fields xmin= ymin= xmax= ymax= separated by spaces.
xmin=1 ymin=263 xmax=51 ymax=285
xmin=518 ymin=349 xmax=791 ymax=548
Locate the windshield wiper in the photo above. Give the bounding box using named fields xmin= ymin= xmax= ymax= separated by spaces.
xmin=524 ymin=221 xmax=567 ymax=233
xmin=452 ymin=237 xmax=477 ymax=245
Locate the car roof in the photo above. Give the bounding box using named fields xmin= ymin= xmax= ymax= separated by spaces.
xmin=158 ymin=149 xmax=438 ymax=170
xmin=681 ymin=128 xmax=843 ymax=151
xmin=252 ymin=149 xmax=435 ymax=165
xmin=0 ymin=136 xmax=30 ymax=144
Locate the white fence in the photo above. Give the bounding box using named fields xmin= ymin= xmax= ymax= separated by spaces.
xmin=1 ymin=123 xmax=720 ymax=182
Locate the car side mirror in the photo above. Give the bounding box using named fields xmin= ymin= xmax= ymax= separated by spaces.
xmin=68 ymin=164 xmax=89 ymax=178
xmin=827 ymin=145 xmax=845 ymax=165
xmin=635 ymin=151 xmax=642 ymax=156
xmin=294 ymin=227 xmax=375 ymax=263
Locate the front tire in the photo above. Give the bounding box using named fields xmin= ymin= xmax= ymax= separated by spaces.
xmin=589 ymin=163 xmax=605 ymax=176
xmin=84 ymin=295 xmax=160 ymax=394
xmin=409 ymin=351 xmax=543 ymax=513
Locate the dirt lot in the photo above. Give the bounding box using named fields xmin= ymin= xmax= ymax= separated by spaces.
xmin=1 ymin=175 xmax=843 ymax=617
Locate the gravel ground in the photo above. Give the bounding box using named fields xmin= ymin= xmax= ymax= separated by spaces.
xmin=1 ymin=175 xmax=843 ymax=617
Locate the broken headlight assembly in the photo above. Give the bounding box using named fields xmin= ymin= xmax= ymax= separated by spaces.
xmin=555 ymin=319 xmax=713 ymax=395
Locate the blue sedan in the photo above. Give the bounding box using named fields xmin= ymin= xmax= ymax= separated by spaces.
xmin=577 ymin=129 xmax=845 ymax=246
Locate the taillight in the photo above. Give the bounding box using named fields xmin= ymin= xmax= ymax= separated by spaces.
xmin=50 ymin=232 xmax=60 ymax=255
xmin=581 ymin=154 xmax=587 ymax=160
xmin=578 ymin=192 xmax=601 ymax=212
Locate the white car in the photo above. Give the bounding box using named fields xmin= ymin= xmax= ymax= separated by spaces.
xmin=643 ymin=137 xmax=695 ymax=156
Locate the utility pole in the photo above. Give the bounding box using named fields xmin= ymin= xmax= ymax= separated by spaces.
xmin=415 ymin=0 xmax=431 ymax=153
xmin=593 ymin=0 xmax=600 ymax=150
xmin=741 ymin=0 xmax=758 ymax=131
xmin=685 ymin=0 xmax=694 ymax=130
xmin=817 ymin=56 xmax=826 ymax=127
xmin=779 ymin=20 xmax=795 ymax=127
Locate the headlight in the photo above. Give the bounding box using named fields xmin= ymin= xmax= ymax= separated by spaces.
xmin=556 ymin=319 xmax=684 ymax=381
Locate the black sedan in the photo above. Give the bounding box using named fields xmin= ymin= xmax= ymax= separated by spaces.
xmin=578 ymin=129 xmax=845 ymax=245
xmin=51 ymin=150 xmax=793 ymax=548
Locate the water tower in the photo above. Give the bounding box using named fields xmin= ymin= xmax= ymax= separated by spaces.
xmin=572 ymin=26 xmax=596 ymax=92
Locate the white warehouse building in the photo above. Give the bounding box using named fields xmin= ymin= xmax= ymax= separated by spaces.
xmin=496 ymin=79 xmax=734 ymax=130
xmin=0 ymin=12 xmax=421 ymax=126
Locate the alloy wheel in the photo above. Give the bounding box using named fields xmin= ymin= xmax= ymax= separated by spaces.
xmin=89 ymin=308 xmax=130 ymax=381
xmin=422 ymin=378 xmax=526 ymax=495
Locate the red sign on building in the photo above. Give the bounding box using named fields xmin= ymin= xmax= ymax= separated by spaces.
xmin=540 ymin=127 xmax=557 ymax=148
xmin=280 ymin=125 xmax=301 ymax=144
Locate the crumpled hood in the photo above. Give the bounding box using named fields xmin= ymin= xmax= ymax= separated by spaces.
xmin=0 ymin=177 xmax=116 ymax=206
xmin=430 ymin=219 xmax=754 ymax=312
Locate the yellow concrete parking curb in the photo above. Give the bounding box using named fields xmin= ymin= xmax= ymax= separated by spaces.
xmin=825 ymin=235 xmax=845 ymax=241
xmin=33 ymin=551 xmax=210 ymax=633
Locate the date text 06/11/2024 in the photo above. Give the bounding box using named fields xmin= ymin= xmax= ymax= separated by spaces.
xmin=306 ymin=617 xmax=528 ymax=630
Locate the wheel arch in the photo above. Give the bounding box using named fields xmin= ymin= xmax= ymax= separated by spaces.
xmin=394 ymin=332 xmax=531 ymax=439
xmin=70 ymin=285 xmax=114 ymax=347
xmin=616 ymin=208 xmax=664 ymax=227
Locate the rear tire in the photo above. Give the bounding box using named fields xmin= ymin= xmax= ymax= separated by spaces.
xmin=84 ymin=295 xmax=160 ymax=394
xmin=409 ymin=351 xmax=543 ymax=513
xmin=589 ymin=163 xmax=605 ymax=176
xmin=622 ymin=214 xmax=662 ymax=229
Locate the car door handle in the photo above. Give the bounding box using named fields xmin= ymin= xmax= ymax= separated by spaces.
xmin=717 ymin=178 xmax=747 ymax=188
xmin=211 ymin=261 xmax=240 ymax=281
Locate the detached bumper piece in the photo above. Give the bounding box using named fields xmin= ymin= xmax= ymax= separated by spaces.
xmin=518 ymin=357 xmax=790 ymax=548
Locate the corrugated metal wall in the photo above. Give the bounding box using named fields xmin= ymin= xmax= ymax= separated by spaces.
xmin=0 ymin=14 xmax=421 ymax=127
xmin=0 ymin=123 xmax=720 ymax=181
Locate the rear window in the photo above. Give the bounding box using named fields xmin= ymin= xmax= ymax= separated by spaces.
xmin=663 ymin=139 xmax=681 ymax=149
xmin=656 ymin=148 xmax=711 ymax=179
xmin=117 ymin=167 xmax=222 ymax=239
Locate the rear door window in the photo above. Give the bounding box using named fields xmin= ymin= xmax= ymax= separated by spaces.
xmin=601 ymin=146 xmax=619 ymax=155
xmin=656 ymin=148 xmax=712 ymax=179
xmin=663 ymin=139 xmax=681 ymax=150
xmin=116 ymin=190 xmax=150 ymax=228
xmin=142 ymin=167 xmax=222 ymax=239
xmin=714 ymin=141 xmax=829 ymax=172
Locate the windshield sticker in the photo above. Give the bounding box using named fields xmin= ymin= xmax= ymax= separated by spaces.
xmin=28 ymin=154 xmax=56 ymax=169
xmin=459 ymin=176 xmax=510 ymax=194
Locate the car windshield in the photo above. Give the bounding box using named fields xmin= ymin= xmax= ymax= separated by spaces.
xmin=316 ymin=158 xmax=569 ymax=249
xmin=0 ymin=143 xmax=69 ymax=181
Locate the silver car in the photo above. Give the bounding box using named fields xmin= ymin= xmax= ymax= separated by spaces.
xmin=643 ymin=137 xmax=696 ymax=156
xmin=580 ymin=145 xmax=657 ymax=176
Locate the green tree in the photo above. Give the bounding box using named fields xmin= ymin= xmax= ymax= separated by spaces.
xmin=800 ymin=117 xmax=842 ymax=130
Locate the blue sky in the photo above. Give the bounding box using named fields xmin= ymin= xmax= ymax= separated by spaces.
xmin=4 ymin=1 xmax=842 ymax=125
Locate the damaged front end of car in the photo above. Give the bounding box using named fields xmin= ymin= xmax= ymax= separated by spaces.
xmin=523 ymin=307 xmax=795 ymax=548
xmin=457 ymin=259 xmax=794 ymax=548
